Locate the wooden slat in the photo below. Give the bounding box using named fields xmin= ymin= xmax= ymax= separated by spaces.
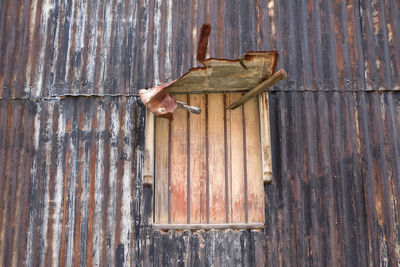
xmin=228 ymin=69 xmax=287 ymax=109
xmin=154 ymin=117 xmax=169 ymax=223
xmin=152 ymin=223 xmax=265 ymax=230
xmin=143 ymin=110 xmax=154 ymax=186
xmin=224 ymin=93 xmax=231 ymax=223
xmin=208 ymin=93 xmax=226 ymax=223
xmin=244 ymin=97 xmax=264 ymax=222
xmin=189 ymin=94 xmax=207 ymax=223
xmin=258 ymin=93 xmax=273 ymax=183
xmin=170 ymin=94 xmax=188 ymax=223
xmin=228 ymin=93 xmax=246 ymax=223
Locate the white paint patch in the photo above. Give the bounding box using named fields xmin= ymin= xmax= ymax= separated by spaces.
xmin=51 ymin=104 xmax=66 ymax=267
xmin=267 ymin=1 xmax=274 ymax=14
xmin=24 ymin=104 xmax=42 ymax=266
xmin=86 ymin=1 xmax=100 ymax=94
xmin=192 ymin=0 xmax=198 ymax=65
xmin=73 ymin=0 xmax=87 ymax=94
xmin=65 ymin=110 xmax=78 ymax=267
xmin=49 ymin=1 xmax=61 ymax=96
xmin=372 ymin=8 xmax=380 ymax=37
xmin=365 ymin=63 xmax=372 ymax=90
xmin=24 ymin=0 xmax=39 ymax=95
xmin=141 ymin=0 xmax=150 ymax=86
xmin=38 ymin=102 xmax=54 ymax=266
xmin=78 ymin=104 xmax=92 ymax=264
xmin=64 ymin=0 xmax=77 ymax=90
xmin=153 ymin=0 xmax=162 ymax=85
xmin=376 ymin=59 xmax=382 ymax=70
xmin=165 ymin=0 xmax=173 ymax=81
xmin=106 ymin=102 xmax=119 ymax=266
xmin=268 ymin=1 xmax=276 ymax=36
xmin=129 ymin=0 xmax=138 ymax=89
xmin=387 ymin=23 xmax=393 ymax=43
xmin=35 ymin=0 xmax=53 ymax=97
xmin=99 ymin=1 xmax=113 ymax=94
xmin=192 ymin=28 xmax=197 ymax=64
xmin=120 ymin=99 xmax=133 ymax=266
xmin=92 ymin=103 xmax=105 ymax=267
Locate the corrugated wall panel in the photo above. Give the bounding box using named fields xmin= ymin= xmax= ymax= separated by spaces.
xmin=360 ymin=0 xmax=400 ymax=91
xmin=0 ymin=97 xmax=146 ymax=266
xmin=267 ymin=91 xmax=400 ymax=266
xmin=2 ymin=0 xmax=398 ymax=99
xmin=1 ymin=0 xmax=400 ymax=266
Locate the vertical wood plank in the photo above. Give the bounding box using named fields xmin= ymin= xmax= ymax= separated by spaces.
xmin=189 ymin=94 xmax=207 ymax=223
xmin=170 ymin=94 xmax=188 ymax=223
xmin=155 ymin=117 xmax=169 ymax=223
xmin=244 ymin=97 xmax=264 ymax=222
xmin=144 ymin=110 xmax=154 ymax=186
xmin=258 ymin=93 xmax=273 ymax=183
xmin=208 ymin=93 xmax=226 ymax=223
xmin=224 ymin=93 xmax=231 ymax=223
xmin=229 ymin=93 xmax=246 ymax=223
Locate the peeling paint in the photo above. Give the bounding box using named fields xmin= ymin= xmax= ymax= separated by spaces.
xmin=1 ymin=0 xmax=400 ymax=266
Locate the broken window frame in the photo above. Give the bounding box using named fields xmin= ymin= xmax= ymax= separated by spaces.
xmin=143 ymin=92 xmax=273 ymax=230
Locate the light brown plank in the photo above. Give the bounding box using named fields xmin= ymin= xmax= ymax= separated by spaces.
xmin=170 ymin=94 xmax=188 ymax=223
xmin=208 ymin=93 xmax=226 ymax=223
xmin=154 ymin=116 xmax=169 ymax=223
xmin=143 ymin=110 xmax=154 ymax=186
xmin=228 ymin=93 xmax=246 ymax=223
xmin=244 ymin=97 xmax=264 ymax=222
xmin=152 ymin=223 xmax=265 ymax=230
xmin=258 ymin=93 xmax=273 ymax=183
xmin=189 ymin=94 xmax=207 ymax=223
xmin=224 ymin=93 xmax=232 ymax=223
xmin=228 ymin=69 xmax=287 ymax=109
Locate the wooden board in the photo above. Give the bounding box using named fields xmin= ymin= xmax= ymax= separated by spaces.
xmin=154 ymin=117 xmax=169 ymax=223
xmin=169 ymin=94 xmax=188 ymax=223
xmin=228 ymin=93 xmax=246 ymax=223
xmin=244 ymin=97 xmax=264 ymax=222
xmin=143 ymin=110 xmax=154 ymax=186
xmin=258 ymin=93 xmax=273 ymax=183
xmin=189 ymin=94 xmax=207 ymax=223
xmin=207 ymin=93 xmax=226 ymax=223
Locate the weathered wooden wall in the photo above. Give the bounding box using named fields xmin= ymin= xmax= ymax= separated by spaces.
xmin=1 ymin=0 xmax=400 ymax=266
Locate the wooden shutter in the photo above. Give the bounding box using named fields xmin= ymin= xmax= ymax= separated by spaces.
xmin=154 ymin=93 xmax=265 ymax=225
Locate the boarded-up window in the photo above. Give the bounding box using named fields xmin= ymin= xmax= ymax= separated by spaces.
xmin=153 ymin=92 xmax=267 ymax=226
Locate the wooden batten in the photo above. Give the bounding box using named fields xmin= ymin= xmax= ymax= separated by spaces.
xmin=229 ymin=69 xmax=287 ymax=109
xmin=143 ymin=109 xmax=155 ymax=186
xmin=152 ymin=223 xmax=265 ymax=230
xmin=258 ymin=93 xmax=273 ymax=183
xmin=154 ymin=116 xmax=170 ymax=223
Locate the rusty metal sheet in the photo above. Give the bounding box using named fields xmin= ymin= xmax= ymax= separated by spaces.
xmin=360 ymin=0 xmax=400 ymax=91
xmin=3 ymin=0 xmax=399 ymax=98
xmin=0 ymin=97 xmax=146 ymax=266
xmin=165 ymin=51 xmax=277 ymax=93
xmin=139 ymin=81 xmax=177 ymax=120
xmin=1 ymin=0 xmax=400 ymax=266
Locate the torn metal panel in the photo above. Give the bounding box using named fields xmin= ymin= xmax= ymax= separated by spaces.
xmin=140 ymin=51 xmax=279 ymax=119
xmin=139 ymin=81 xmax=177 ymax=120
xmin=166 ymin=51 xmax=278 ymax=94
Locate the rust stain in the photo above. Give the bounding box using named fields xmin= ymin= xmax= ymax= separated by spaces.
xmin=87 ymin=111 xmax=98 ymax=267
xmin=60 ymin=118 xmax=71 ymax=267
xmin=73 ymin=114 xmax=84 ymax=267
xmin=0 ymin=0 xmax=399 ymax=266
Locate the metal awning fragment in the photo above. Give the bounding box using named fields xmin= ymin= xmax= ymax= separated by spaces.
xmin=139 ymin=81 xmax=177 ymax=120
xmin=139 ymin=81 xmax=201 ymax=120
xmin=139 ymin=23 xmax=286 ymax=119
